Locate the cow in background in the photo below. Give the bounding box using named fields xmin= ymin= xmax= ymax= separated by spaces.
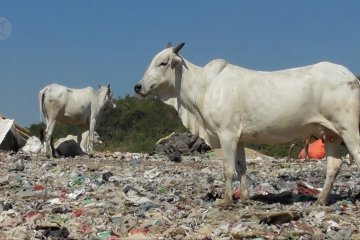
xmin=135 ymin=42 xmax=360 ymax=208
xmin=39 ymin=83 xmax=116 ymax=157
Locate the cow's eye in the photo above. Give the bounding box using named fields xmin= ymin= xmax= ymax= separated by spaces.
xmin=158 ymin=62 xmax=168 ymax=67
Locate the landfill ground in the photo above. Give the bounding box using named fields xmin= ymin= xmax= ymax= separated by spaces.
xmin=1 ymin=149 xmax=360 ymax=240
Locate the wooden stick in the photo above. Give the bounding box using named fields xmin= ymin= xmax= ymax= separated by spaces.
xmin=17 ymin=128 xmax=31 ymax=139
xmin=14 ymin=123 xmax=31 ymax=134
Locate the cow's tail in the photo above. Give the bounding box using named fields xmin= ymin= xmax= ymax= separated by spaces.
xmin=38 ymin=87 xmax=48 ymax=143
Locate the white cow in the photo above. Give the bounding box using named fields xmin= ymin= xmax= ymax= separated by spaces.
xmin=135 ymin=42 xmax=360 ymax=208
xmin=39 ymin=83 xmax=116 ymax=157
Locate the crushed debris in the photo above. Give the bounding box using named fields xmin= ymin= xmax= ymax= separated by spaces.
xmin=1 ymin=149 xmax=360 ymax=239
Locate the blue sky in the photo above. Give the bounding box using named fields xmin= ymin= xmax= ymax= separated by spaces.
xmin=0 ymin=1 xmax=360 ymax=127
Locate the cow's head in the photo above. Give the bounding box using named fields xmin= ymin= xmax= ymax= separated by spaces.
xmin=98 ymin=84 xmax=116 ymax=109
xmin=134 ymin=42 xmax=185 ymax=97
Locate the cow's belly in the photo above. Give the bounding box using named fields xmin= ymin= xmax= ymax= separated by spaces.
xmin=201 ymin=123 xmax=318 ymax=148
xmin=57 ymin=115 xmax=88 ymax=126
xmin=240 ymin=123 xmax=319 ymax=144
xmin=202 ymin=101 xmax=327 ymax=146
xmin=57 ymin=105 xmax=90 ymax=126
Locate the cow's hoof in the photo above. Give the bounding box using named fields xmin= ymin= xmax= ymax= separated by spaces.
xmin=315 ymin=198 xmax=327 ymax=206
xmin=239 ymin=198 xmax=251 ymax=205
xmin=239 ymin=191 xmax=249 ymax=202
xmin=53 ymin=151 xmax=61 ymax=158
xmin=214 ymin=199 xmax=233 ymax=209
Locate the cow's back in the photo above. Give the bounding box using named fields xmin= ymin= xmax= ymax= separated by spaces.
xmin=45 ymin=83 xmax=70 ymax=102
xmin=202 ymin=61 xmax=360 ymax=144
xmin=42 ymin=84 xmax=94 ymax=126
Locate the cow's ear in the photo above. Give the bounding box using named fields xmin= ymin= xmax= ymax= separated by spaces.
xmin=107 ymin=84 xmax=110 ymax=89
xmin=171 ymin=55 xmax=182 ymax=68
xmin=167 ymin=42 xmax=172 ymax=48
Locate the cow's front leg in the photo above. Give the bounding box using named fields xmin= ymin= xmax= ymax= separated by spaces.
xmin=215 ymin=133 xmax=238 ymax=209
xmin=235 ymin=142 xmax=249 ymax=202
xmin=317 ymin=137 xmax=342 ymax=205
xmin=88 ymin=117 xmax=96 ymax=157
xmin=317 ymin=157 xmax=343 ymax=204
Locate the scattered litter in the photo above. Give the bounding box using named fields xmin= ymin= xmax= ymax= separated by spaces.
xmin=297 ymin=181 xmax=322 ymax=198
xmin=0 ymin=148 xmax=360 ymax=239
xmin=259 ymin=211 xmax=302 ymax=225
xmin=143 ymin=168 xmax=161 ymax=179
xmin=67 ymin=189 xmax=86 ymax=199
xmin=42 ymin=227 xmax=70 ymax=239
xmin=21 ymin=136 xmax=42 ymax=155
xmin=102 ymin=172 xmax=114 ymax=181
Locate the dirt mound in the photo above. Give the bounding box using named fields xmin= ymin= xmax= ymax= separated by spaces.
xmin=212 ymin=147 xmax=270 ymax=159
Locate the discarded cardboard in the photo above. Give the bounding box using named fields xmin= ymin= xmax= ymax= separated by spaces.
xmin=0 ymin=118 xmax=26 ymax=151
xmin=0 ymin=114 xmax=30 ymax=140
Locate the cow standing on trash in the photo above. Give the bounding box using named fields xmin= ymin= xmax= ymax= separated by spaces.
xmin=39 ymin=83 xmax=116 ymax=157
xmin=135 ymin=42 xmax=360 ymax=208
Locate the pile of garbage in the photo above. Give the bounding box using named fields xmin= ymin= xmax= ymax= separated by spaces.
xmin=1 ymin=149 xmax=360 ymax=239
xmin=155 ymin=132 xmax=211 ymax=161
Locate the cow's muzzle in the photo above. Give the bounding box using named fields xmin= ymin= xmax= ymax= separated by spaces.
xmin=134 ymin=83 xmax=142 ymax=94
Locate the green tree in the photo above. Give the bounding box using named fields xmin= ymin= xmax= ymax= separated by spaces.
xmin=96 ymin=95 xmax=186 ymax=152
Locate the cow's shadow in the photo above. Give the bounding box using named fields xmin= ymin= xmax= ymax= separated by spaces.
xmin=249 ymin=191 xmax=353 ymax=205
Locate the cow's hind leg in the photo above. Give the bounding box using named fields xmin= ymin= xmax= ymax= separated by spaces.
xmin=340 ymin=129 xmax=360 ymax=170
xmin=317 ymin=136 xmax=343 ymax=205
xmin=304 ymin=137 xmax=311 ymax=161
xmin=216 ymin=133 xmax=238 ymax=209
xmin=235 ymin=142 xmax=249 ymax=202
xmin=287 ymin=143 xmax=295 ymax=161
xmin=45 ymin=120 xmax=56 ymax=158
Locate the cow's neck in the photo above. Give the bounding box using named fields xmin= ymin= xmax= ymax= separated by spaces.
xmin=175 ymin=59 xmax=208 ymax=114
xmin=94 ymin=89 xmax=106 ymax=113
xmin=161 ymin=59 xmax=212 ymax=144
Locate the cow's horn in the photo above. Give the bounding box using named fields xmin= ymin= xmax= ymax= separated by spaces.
xmin=167 ymin=42 xmax=172 ymax=48
xmin=173 ymin=42 xmax=185 ymax=54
